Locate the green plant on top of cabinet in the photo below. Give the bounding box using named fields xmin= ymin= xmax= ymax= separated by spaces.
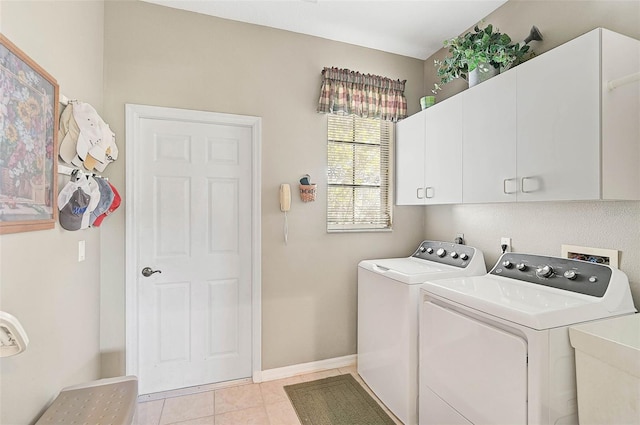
xmin=433 ymin=23 xmax=532 ymax=93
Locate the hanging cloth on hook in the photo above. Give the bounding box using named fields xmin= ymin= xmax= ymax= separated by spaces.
xmin=58 ymin=101 xmax=118 ymax=172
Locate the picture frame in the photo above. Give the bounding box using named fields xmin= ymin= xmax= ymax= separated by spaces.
xmin=561 ymin=244 xmax=619 ymax=268
xmin=0 ymin=34 xmax=59 ymax=235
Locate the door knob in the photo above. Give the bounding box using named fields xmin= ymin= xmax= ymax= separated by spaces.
xmin=141 ymin=267 xmax=162 ymax=277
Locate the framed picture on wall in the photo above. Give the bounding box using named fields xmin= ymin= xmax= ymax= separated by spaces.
xmin=0 ymin=34 xmax=59 ymax=235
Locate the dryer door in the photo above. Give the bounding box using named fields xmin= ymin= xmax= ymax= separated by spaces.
xmin=420 ymin=299 xmax=528 ymax=425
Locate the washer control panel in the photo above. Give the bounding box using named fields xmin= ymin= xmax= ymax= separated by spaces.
xmin=412 ymin=241 xmax=475 ymax=268
xmin=490 ymin=253 xmax=612 ymax=297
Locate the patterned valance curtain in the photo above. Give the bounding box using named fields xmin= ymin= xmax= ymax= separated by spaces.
xmin=317 ymin=67 xmax=407 ymax=122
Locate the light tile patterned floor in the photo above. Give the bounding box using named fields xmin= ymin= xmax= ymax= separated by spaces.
xmin=133 ymin=366 xmax=403 ymax=425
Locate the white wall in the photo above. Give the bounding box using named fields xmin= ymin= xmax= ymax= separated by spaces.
xmin=99 ymin=1 xmax=426 ymax=376
xmin=0 ymin=2 xmax=105 ymax=424
xmin=422 ymin=1 xmax=640 ymax=304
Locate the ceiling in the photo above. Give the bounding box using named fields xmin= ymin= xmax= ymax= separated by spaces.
xmin=141 ymin=0 xmax=508 ymax=60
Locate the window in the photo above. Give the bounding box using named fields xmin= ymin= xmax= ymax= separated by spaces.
xmin=327 ymin=115 xmax=393 ymax=232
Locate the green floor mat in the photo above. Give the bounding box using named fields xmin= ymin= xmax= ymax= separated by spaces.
xmin=284 ymin=374 xmax=396 ymax=425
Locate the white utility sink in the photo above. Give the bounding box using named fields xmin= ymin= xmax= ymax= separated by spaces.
xmin=569 ymin=313 xmax=640 ymax=425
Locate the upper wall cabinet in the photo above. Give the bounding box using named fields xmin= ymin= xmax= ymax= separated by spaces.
xmin=398 ymin=27 xmax=640 ymax=206
xmin=396 ymin=96 xmax=463 ymax=205
xmin=462 ymin=68 xmax=517 ymax=203
xmin=424 ymin=95 xmax=463 ymax=205
xmin=396 ymin=111 xmax=426 ymax=205
xmin=514 ymin=28 xmax=639 ymax=202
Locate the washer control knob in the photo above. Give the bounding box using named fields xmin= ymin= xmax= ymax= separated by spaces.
xmin=450 ymin=251 xmax=459 ymax=259
xmin=502 ymin=260 xmax=513 ymax=269
xmin=436 ymin=248 xmax=446 ymax=257
xmin=426 ymin=247 xmax=434 ymax=254
xmin=536 ymin=265 xmax=554 ymax=278
xmin=419 ymin=246 xmax=426 ymax=253
xmin=460 ymin=253 xmax=469 ymax=261
xmin=563 ymin=270 xmax=577 ymax=280
xmin=516 ymin=263 xmax=527 ymax=271
xmin=589 ymin=276 xmax=598 ymax=283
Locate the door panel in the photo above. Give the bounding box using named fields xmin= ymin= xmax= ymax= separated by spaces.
xmin=421 ymin=301 xmax=528 ymax=425
xmin=155 ymin=176 xmax=190 ymax=257
xmin=136 ymin=117 xmax=253 ymax=394
xmin=516 ymin=30 xmax=600 ymax=201
xmin=207 ymin=279 xmax=240 ymax=356
xmin=396 ymin=111 xmax=427 ymax=205
xmin=156 ymin=282 xmax=190 ymax=362
xmin=462 ymin=70 xmax=517 ymax=203
xmin=209 ymin=179 xmax=239 ymax=252
xmin=424 ymin=96 xmax=463 ymax=204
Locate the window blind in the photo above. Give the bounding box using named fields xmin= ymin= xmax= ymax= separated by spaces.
xmin=327 ymin=115 xmax=393 ymax=232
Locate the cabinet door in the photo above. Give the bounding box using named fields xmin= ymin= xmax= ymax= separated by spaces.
xmin=463 ymin=70 xmax=517 ymax=203
xmin=601 ymin=29 xmax=640 ymax=200
xmin=424 ymin=95 xmax=463 ymax=204
xmin=396 ymin=111 xmax=426 ymax=205
xmin=516 ymin=29 xmax=601 ymax=201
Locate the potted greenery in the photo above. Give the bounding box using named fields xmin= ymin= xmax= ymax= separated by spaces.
xmin=432 ymin=24 xmax=533 ymax=93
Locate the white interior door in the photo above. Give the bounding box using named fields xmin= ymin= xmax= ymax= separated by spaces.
xmin=126 ymin=105 xmax=260 ymax=395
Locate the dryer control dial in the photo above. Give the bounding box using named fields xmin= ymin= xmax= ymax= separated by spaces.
xmin=563 ymin=270 xmax=577 ymax=280
xmin=536 ymin=265 xmax=554 ymax=278
xmin=436 ymin=248 xmax=446 ymax=258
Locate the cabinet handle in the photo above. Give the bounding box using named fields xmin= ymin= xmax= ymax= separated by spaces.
xmin=425 ymin=187 xmax=435 ymax=198
xmin=416 ymin=188 xmax=424 ymax=199
xmin=521 ymin=177 xmax=537 ymax=193
xmin=503 ymin=178 xmax=517 ymax=194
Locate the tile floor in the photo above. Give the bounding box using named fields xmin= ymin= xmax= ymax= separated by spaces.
xmin=133 ymin=366 xmax=403 ymax=425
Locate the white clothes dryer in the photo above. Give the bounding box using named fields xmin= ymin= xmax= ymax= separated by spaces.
xmin=419 ymin=252 xmax=637 ymax=425
xmin=358 ymin=241 xmax=486 ymax=425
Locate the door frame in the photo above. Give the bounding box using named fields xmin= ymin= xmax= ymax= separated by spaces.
xmin=124 ymin=104 xmax=262 ymax=387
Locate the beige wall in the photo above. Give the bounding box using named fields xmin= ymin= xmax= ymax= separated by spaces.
xmin=3 ymin=2 xmax=637 ymax=422
xmin=100 ymin=0 xmax=425 ymax=375
xmin=0 ymin=2 xmax=104 ymax=424
xmin=422 ymin=1 xmax=640 ymax=304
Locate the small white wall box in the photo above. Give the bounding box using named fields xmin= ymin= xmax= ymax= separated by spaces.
xmin=0 ymin=311 xmax=29 ymax=357
xmin=561 ymin=244 xmax=619 ymax=268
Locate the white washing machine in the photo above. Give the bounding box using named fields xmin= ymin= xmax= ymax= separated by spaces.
xmin=419 ymin=252 xmax=637 ymax=425
xmin=358 ymin=241 xmax=486 ymax=425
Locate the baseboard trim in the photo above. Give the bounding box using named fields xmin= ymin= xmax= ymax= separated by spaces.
xmin=138 ymin=377 xmax=253 ymax=401
xmin=259 ymin=354 xmax=357 ymax=382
